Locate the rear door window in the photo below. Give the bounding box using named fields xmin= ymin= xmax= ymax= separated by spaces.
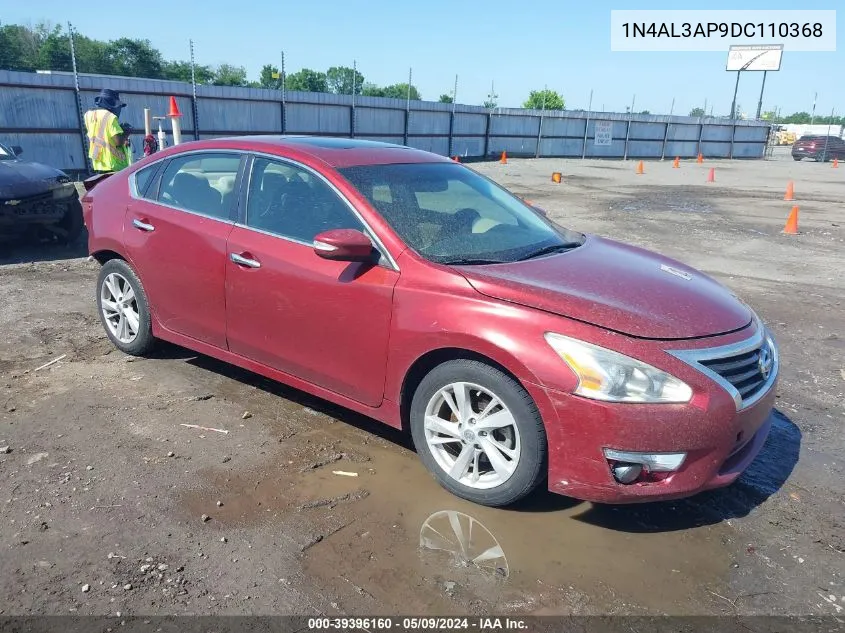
xmin=157 ymin=153 xmax=242 ymax=221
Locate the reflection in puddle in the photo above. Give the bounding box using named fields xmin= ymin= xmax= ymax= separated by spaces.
xmin=420 ymin=510 xmax=508 ymax=579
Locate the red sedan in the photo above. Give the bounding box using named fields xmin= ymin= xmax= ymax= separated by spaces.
xmin=83 ymin=137 xmax=779 ymax=507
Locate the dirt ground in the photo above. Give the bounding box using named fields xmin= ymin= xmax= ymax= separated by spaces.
xmin=0 ymin=147 xmax=843 ymax=618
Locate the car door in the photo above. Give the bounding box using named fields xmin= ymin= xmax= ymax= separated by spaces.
xmin=124 ymin=151 xmax=244 ymax=349
xmin=225 ymin=155 xmax=399 ymax=407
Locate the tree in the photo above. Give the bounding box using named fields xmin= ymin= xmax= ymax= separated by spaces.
xmin=73 ymin=34 xmax=116 ymax=75
xmin=784 ymin=111 xmax=810 ymax=124
xmin=212 ymin=63 xmax=248 ymax=87
xmin=285 ymin=68 xmax=328 ymax=93
xmin=383 ymin=83 xmax=421 ymax=100
xmin=760 ymin=110 xmax=777 ymax=121
xmin=106 ymin=38 xmax=163 ymax=78
xmin=326 ymin=66 xmax=364 ymax=95
xmin=35 ymin=26 xmax=73 ymax=72
xmin=689 ymin=107 xmax=706 ymax=117
xmin=523 ymin=89 xmax=565 ymax=110
xmin=0 ymin=23 xmax=45 ymax=71
xmin=162 ymin=60 xmax=214 ymax=84
xmin=438 ymin=94 xmax=453 ymax=103
xmin=360 ymin=83 xmax=385 ymax=97
xmin=639 ymin=110 xmax=650 ymax=115
xmin=361 ymin=82 xmax=420 ymax=100
xmin=259 ymin=64 xmax=283 ymax=90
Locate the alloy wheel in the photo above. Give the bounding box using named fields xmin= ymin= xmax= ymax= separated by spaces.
xmin=100 ymin=272 xmax=140 ymax=344
xmin=423 ymin=382 xmax=521 ymax=490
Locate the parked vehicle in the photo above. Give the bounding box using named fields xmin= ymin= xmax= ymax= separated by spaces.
xmin=0 ymin=142 xmax=84 ymax=244
xmin=791 ymin=135 xmax=845 ymax=161
xmin=83 ymin=137 xmax=779 ymax=507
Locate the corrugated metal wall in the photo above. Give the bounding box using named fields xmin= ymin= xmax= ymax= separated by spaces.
xmin=0 ymin=69 xmax=771 ymax=172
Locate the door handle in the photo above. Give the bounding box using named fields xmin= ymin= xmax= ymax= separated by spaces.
xmin=132 ymin=218 xmax=155 ymax=232
xmin=230 ymin=253 xmax=261 ymax=269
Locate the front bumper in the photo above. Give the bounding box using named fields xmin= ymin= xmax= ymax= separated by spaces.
xmin=0 ymin=182 xmax=78 ymax=228
xmin=530 ymin=331 xmax=779 ymax=504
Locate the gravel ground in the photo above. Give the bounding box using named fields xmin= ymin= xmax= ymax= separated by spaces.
xmin=0 ymin=147 xmax=843 ymax=618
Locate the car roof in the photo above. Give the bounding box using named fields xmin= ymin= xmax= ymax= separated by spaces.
xmin=173 ymin=136 xmax=452 ymax=168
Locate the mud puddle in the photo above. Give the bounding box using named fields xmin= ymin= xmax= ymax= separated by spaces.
xmin=179 ymin=415 xmax=738 ymax=615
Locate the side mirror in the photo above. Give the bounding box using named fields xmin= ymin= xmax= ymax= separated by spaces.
xmin=11 ymin=145 xmax=23 ymax=156
xmin=313 ymin=228 xmax=376 ymax=262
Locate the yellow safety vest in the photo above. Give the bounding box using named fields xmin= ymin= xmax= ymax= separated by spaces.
xmin=84 ymin=108 xmax=129 ymax=172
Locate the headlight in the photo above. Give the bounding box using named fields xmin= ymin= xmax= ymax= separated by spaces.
xmin=544 ymin=333 xmax=693 ymax=403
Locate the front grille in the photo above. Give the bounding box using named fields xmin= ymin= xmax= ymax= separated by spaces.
xmin=699 ymin=346 xmax=767 ymax=401
xmin=668 ymin=327 xmax=778 ymax=410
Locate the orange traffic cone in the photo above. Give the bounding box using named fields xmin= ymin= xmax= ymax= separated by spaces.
xmin=551 ymin=172 xmax=562 ymax=183
xmin=707 ymin=167 xmax=715 ymax=182
xmin=784 ymin=181 xmax=795 ymax=201
xmin=783 ymin=206 xmax=799 ymax=234
xmin=635 ymin=160 xmax=644 ymax=175
xmin=833 ymin=158 xmax=839 ymax=168
xmin=696 ymin=153 xmax=703 ymax=164
xmin=500 ymin=151 xmax=507 ymax=164
xmin=672 ymin=156 xmax=680 ymax=168
xmin=167 ymin=96 xmax=182 ymax=118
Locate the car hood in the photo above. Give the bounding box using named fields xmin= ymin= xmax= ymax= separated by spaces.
xmin=456 ymin=235 xmax=752 ymax=340
xmin=0 ymin=159 xmax=66 ymax=200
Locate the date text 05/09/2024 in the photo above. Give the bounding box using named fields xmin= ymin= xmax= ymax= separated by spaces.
xmin=307 ymin=617 xmax=529 ymax=630
xmin=621 ymin=22 xmax=823 ymax=39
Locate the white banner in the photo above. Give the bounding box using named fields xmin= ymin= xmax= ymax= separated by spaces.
xmin=594 ymin=121 xmax=613 ymax=146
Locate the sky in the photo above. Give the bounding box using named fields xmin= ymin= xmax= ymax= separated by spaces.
xmin=4 ymin=0 xmax=842 ymax=117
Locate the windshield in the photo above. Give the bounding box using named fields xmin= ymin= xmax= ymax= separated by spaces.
xmin=339 ymin=162 xmax=584 ymax=264
xmin=0 ymin=144 xmax=12 ymax=161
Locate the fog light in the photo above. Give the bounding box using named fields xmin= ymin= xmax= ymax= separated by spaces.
xmin=612 ymin=463 xmax=642 ymax=484
xmin=603 ymin=449 xmax=687 ymax=472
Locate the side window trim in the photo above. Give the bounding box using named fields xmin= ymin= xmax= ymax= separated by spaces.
xmin=240 ymin=152 xmax=399 ymax=271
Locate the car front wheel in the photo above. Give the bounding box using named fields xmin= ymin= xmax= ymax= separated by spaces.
xmin=410 ymin=359 xmax=547 ymax=507
xmin=96 ymin=259 xmax=155 ymax=356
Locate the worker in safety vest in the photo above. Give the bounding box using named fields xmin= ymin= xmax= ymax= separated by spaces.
xmin=84 ymin=89 xmax=131 ymax=173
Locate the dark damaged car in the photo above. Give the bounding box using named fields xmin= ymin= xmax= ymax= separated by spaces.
xmin=0 ymin=142 xmax=84 ymax=244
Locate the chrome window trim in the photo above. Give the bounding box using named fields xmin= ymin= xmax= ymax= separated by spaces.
xmin=666 ymin=324 xmax=779 ymax=411
xmin=243 ymin=151 xmax=400 ymax=272
xmin=128 ymin=149 xmax=244 ymax=207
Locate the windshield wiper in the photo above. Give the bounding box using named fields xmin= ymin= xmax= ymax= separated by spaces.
xmin=441 ymin=257 xmax=507 ymax=266
xmin=516 ymin=243 xmax=579 ymax=261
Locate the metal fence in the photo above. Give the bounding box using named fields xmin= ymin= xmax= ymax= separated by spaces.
xmin=0 ymin=69 xmax=772 ymax=174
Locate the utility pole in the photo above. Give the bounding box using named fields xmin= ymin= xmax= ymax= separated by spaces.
xmin=755 ymin=70 xmax=768 ymax=120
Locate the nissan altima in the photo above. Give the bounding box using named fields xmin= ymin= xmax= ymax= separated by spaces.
xmin=82 ymin=137 xmax=779 ymax=507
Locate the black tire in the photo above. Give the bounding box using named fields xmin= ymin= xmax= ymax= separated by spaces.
xmin=57 ymin=197 xmax=84 ymax=245
xmin=792 ymin=156 xmax=802 ymax=161
xmin=409 ymin=359 xmax=547 ymax=507
xmin=95 ymin=259 xmax=155 ymax=356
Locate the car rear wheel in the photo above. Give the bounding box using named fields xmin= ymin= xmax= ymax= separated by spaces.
xmin=96 ymin=259 xmax=154 ymax=356
xmin=792 ymin=156 xmax=802 ymax=161
xmin=410 ymin=359 xmax=547 ymax=507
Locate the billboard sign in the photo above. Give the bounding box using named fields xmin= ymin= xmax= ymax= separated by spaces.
xmin=726 ymin=44 xmax=784 ymax=71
